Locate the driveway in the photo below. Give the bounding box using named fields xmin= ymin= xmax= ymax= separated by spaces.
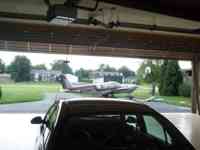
xmin=0 ymin=92 xmax=191 ymax=113
xmin=0 ymin=113 xmax=198 ymax=150
xmin=0 ymin=113 xmax=40 ymax=150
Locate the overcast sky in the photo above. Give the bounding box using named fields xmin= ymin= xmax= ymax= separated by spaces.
xmin=0 ymin=51 xmax=191 ymax=72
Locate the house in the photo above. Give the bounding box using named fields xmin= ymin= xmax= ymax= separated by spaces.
xmin=31 ymin=69 xmax=62 ymax=82
xmin=90 ymin=71 xmax=123 ymax=83
xmin=0 ymin=73 xmax=13 ymax=83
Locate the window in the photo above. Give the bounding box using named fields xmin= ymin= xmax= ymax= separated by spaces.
xmin=143 ymin=115 xmax=172 ymax=144
xmin=45 ymin=104 xmax=59 ymax=129
xmin=42 ymin=104 xmax=59 ymax=146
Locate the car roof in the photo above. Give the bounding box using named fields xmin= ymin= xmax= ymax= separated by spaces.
xmin=60 ymin=98 xmax=155 ymax=115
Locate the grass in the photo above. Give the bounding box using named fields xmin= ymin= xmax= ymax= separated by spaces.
xmin=115 ymin=84 xmax=191 ymax=107
xmin=115 ymin=84 xmax=152 ymax=99
xmin=0 ymin=82 xmax=61 ymax=104
xmin=134 ymin=85 xmax=152 ymax=99
xmin=0 ymin=82 xmax=192 ymax=107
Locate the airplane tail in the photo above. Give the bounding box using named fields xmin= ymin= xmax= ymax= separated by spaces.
xmin=59 ymin=74 xmax=73 ymax=89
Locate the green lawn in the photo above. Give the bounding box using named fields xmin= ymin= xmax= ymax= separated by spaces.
xmin=0 ymin=82 xmax=61 ymax=104
xmin=0 ymin=82 xmax=192 ymax=107
xmin=134 ymin=85 xmax=152 ymax=99
xmin=114 ymin=84 xmax=152 ymax=99
xmin=116 ymin=84 xmax=191 ymax=107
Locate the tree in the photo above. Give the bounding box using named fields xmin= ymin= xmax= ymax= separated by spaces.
xmin=137 ymin=61 xmax=147 ymax=83
xmin=97 ymin=64 xmax=116 ymax=72
xmin=0 ymin=59 xmax=5 ymax=73
xmin=118 ymin=66 xmax=135 ymax=78
xmin=159 ymin=60 xmax=168 ymax=95
xmin=75 ymin=68 xmax=90 ymax=79
xmin=159 ymin=60 xmax=183 ymax=96
xmin=137 ymin=60 xmax=161 ymax=84
xmin=51 ymin=60 xmax=73 ymax=74
xmin=137 ymin=60 xmax=162 ymax=95
xmin=32 ymin=64 xmax=47 ymax=70
xmin=7 ymin=56 xmax=31 ymax=82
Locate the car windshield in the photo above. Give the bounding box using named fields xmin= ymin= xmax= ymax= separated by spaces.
xmin=53 ymin=114 xmax=170 ymax=150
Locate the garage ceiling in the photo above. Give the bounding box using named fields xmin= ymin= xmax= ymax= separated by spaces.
xmin=0 ymin=0 xmax=200 ymax=31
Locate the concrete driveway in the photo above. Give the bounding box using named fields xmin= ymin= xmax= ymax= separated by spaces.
xmin=0 ymin=113 xmax=41 ymax=150
xmin=0 ymin=92 xmax=191 ymax=113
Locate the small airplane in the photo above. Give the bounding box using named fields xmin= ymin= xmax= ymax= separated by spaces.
xmin=58 ymin=74 xmax=138 ymax=99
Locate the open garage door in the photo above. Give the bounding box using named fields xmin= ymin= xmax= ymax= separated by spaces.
xmin=0 ymin=21 xmax=199 ymax=60
xmin=0 ymin=18 xmax=200 ymax=114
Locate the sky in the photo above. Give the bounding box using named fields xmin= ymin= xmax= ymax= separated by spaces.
xmin=0 ymin=51 xmax=192 ymax=72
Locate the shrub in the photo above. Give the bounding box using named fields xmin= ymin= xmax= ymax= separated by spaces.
xmin=179 ymin=82 xmax=191 ymax=97
xmin=159 ymin=60 xmax=183 ymax=96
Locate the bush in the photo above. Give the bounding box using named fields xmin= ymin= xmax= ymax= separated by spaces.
xmin=159 ymin=60 xmax=183 ymax=96
xmin=179 ymin=82 xmax=191 ymax=97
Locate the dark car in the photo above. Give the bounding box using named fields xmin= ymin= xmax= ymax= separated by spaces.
xmin=31 ymin=98 xmax=195 ymax=150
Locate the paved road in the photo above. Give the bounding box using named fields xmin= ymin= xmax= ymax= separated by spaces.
xmin=0 ymin=93 xmax=191 ymax=113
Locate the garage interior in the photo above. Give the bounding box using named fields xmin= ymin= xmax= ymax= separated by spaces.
xmin=0 ymin=0 xmax=200 ymax=149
